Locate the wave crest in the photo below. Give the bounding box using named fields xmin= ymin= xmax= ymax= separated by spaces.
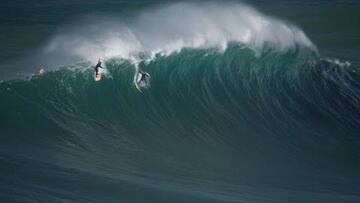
xmin=44 ymin=2 xmax=317 ymax=64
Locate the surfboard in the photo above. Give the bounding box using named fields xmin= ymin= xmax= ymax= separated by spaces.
xmin=94 ymin=73 xmax=102 ymax=81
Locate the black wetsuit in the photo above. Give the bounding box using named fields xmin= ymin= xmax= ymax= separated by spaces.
xmin=94 ymin=62 xmax=103 ymax=76
xmin=138 ymin=71 xmax=149 ymax=84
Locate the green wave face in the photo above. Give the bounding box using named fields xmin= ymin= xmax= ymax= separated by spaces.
xmin=1 ymin=44 xmax=360 ymax=202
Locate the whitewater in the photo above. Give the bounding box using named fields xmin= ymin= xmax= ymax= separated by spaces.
xmin=40 ymin=2 xmax=316 ymax=67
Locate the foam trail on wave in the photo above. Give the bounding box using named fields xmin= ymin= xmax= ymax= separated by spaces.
xmin=44 ymin=2 xmax=316 ymax=64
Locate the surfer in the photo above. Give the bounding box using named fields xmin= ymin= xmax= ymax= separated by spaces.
xmin=38 ymin=68 xmax=45 ymax=75
xmin=137 ymin=70 xmax=150 ymax=85
xmin=94 ymin=59 xmax=104 ymax=76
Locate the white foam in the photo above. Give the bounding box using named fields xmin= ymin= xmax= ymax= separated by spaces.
xmin=44 ymin=2 xmax=317 ymax=64
xmin=323 ymin=58 xmax=351 ymax=68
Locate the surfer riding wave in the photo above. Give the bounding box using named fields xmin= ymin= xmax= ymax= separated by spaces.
xmin=94 ymin=59 xmax=104 ymax=76
xmin=137 ymin=70 xmax=150 ymax=85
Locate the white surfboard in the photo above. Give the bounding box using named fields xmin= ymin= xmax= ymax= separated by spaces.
xmin=94 ymin=73 xmax=102 ymax=81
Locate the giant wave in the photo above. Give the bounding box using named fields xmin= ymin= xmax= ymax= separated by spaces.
xmin=1 ymin=2 xmax=360 ymax=203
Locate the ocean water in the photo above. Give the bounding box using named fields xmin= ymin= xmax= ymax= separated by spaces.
xmin=1 ymin=1 xmax=360 ymax=202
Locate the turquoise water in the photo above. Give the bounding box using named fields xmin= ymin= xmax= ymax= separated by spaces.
xmin=1 ymin=1 xmax=360 ymax=202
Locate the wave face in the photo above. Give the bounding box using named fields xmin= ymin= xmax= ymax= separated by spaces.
xmin=2 ymin=45 xmax=360 ymax=202
xmin=1 ymin=2 xmax=360 ymax=203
